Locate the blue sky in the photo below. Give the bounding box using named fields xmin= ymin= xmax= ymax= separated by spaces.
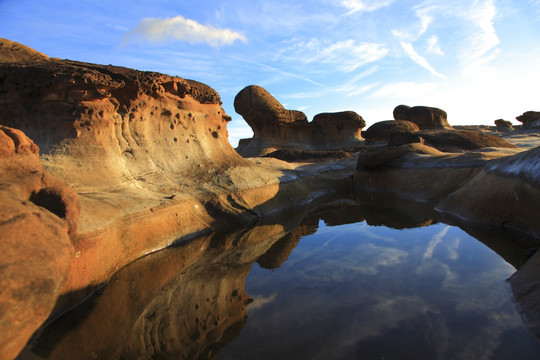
xmin=1 ymin=0 xmax=539 ymax=146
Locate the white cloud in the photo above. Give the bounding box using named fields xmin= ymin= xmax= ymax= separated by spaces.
xmin=427 ymin=35 xmax=444 ymax=55
xmin=278 ymin=38 xmax=388 ymax=73
xmin=462 ymin=0 xmax=500 ymax=63
xmin=227 ymin=54 xmax=325 ymax=86
xmin=284 ymin=66 xmax=379 ymax=99
xmin=400 ymin=41 xmax=447 ymax=79
xmin=125 ymin=15 xmax=247 ymax=47
xmin=369 ymin=81 xmax=439 ymax=99
xmin=392 ymin=6 xmax=435 ymax=41
xmin=340 ymin=0 xmax=395 ymax=14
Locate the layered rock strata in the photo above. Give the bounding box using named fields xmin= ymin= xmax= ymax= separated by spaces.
xmin=234 ymin=85 xmax=365 ymax=157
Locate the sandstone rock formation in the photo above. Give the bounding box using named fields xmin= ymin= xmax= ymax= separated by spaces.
xmin=516 ymin=111 xmax=540 ymax=128
xmin=495 ymin=119 xmax=514 ymax=132
xmin=234 ymin=85 xmax=365 ymax=157
xmin=393 ymin=104 xmax=452 ymax=130
xmin=4 ymin=38 xmax=540 ymax=359
xmin=0 ymin=125 xmax=79 ymax=360
xmin=0 ymin=40 xmax=359 ymax=360
xmin=0 ymin=37 xmax=49 ymax=63
xmin=363 ymin=120 xmax=420 ymax=142
xmin=363 ymin=119 xmax=516 ymax=152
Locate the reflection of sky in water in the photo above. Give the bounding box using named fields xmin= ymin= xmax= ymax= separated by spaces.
xmin=220 ymin=221 xmax=540 ymax=360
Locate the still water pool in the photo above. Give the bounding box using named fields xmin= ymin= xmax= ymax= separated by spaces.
xmin=31 ymin=200 xmax=540 ymax=360
xmin=220 ymin=220 xmax=540 ymax=360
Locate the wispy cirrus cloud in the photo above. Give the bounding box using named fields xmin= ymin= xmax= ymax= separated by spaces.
xmin=226 ymin=54 xmax=325 ymax=86
xmin=400 ymin=41 xmax=446 ymax=78
xmin=124 ymin=15 xmax=247 ymax=47
xmin=277 ymin=38 xmax=388 ymax=73
xmin=426 ymin=35 xmax=444 ymax=55
xmin=392 ymin=6 xmax=435 ymax=41
xmin=369 ymin=81 xmax=439 ymax=99
xmin=340 ymin=0 xmax=395 ymax=14
xmin=286 ymin=66 xmax=380 ymax=99
xmin=462 ymin=0 xmax=500 ymax=64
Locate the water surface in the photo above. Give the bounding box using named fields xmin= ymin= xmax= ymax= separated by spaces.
xmin=221 ymin=220 xmax=540 ymax=360
xmin=31 ymin=197 xmax=540 ymax=360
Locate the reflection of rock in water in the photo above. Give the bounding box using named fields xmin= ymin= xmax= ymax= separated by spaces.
xmin=121 ymin=262 xmax=251 ymax=360
xmin=257 ymin=221 xmax=318 ymax=269
xmin=31 ymin=224 xmax=289 ymax=360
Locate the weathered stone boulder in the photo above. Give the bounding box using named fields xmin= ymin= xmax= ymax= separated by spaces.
xmin=393 ymin=105 xmax=452 ymax=130
xmin=363 ymin=120 xmax=420 ymax=142
xmin=0 ymin=125 xmax=78 ymax=360
xmin=495 ymin=119 xmax=514 ymax=132
xmin=392 ymin=104 xmax=411 ymax=121
xmin=234 ymin=85 xmax=365 ymax=157
xmin=311 ymin=110 xmax=366 ymax=130
xmin=516 ymin=111 xmax=540 ymax=128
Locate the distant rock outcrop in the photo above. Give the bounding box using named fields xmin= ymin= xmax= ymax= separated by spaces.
xmin=495 ymin=119 xmax=514 ymax=132
xmin=393 ymin=104 xmax=452 ymax=130
xmin=516 ymin=111 xmax=540 ymax=128
xmin=0 ymin=125 xmax=78 ymax=360
xmin=363 ymin=119 xmax=515 ymax=152
xmin=234 ymin=85 xmax=365 ymax=157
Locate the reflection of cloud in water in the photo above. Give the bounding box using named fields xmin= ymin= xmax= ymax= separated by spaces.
xmin=298 ymin=243 xmax=408 ymax=280
xmin=423 ymin=225 xmax=449 ymax=259
xmin=223 ymin=223 xmax=539 ymax=360
xmin=248 ymin=293 xmax=277 ymax=313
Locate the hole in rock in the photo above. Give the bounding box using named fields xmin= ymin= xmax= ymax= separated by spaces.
xmin=30 ymin=188 xmax=67 ymax=219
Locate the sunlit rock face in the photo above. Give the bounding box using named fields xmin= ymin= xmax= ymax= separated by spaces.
xmin=516 ymin=111 xmax=540 ymax=128
xmin=0 ymin=38 xmax=256 ymax=317
xmin=0 ymin=37 xmax=49 ymax=63
xmin=234 ymin=85 xmax=365 ymax=157
xmin=0 ymin=125 xmax=78 ymax=360
xmin=393 ymin=104 xmax=452 ymax=130
xmin=0 ymin=53 xmax=244 ymax=191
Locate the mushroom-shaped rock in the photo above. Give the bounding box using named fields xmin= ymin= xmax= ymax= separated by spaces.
xmin=234 ymin=86 xmax=365 ymax=158
xmin=494 ymin=119 xmax=514 ymax=132
xmin=516 ymin=111 xmax=540 ymax=128
xmin=394 ymin=105 xmax=452 ymax=130
xmin=363 ymin=120 xmax=420 ymax=142
xmin=234 ymin=85 xmax=307 ymax=135
xmin=393 ymin=104 xmax=411 ymax=121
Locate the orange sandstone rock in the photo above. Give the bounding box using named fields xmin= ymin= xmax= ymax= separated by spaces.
xmin=0 ymin=125 xmax=78 ymax=360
